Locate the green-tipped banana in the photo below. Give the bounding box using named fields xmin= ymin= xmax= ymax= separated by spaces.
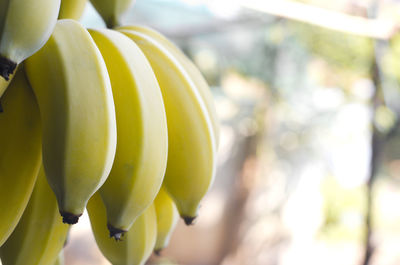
xmin=25 ymin=19 xmax=117 ymax=225
xmin=87 ymin=193 xmax=157 ymax=265
xmin=88 ymin=28 xmax=168 ymax=239
xmin=89 ymin=0 xmax=136 ymax=28
xmin=0 ymin=0 xmax=60 ymax=80
xmin=0 ymin=67 xmax=41 ymax=246
xmin=59 ymin=0 xmax=88 ymax=20
xmin=0 ymin=166 xmax=69 ymax=265
xmin=118 ymin=25 xmax=220 ymax=146
xmin=119 ymin=29 xmax=217 ymax=225
xmin=154 ymin=186 xmax=179 ymax=254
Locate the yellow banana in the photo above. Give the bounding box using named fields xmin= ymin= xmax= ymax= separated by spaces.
xmin=0 ymin=67 xmax=41 ymax=246
xmin=88 ymin=28 xmax=168 ymax=239
xmin=0 ymin=0 xmax=60 ymax=80
xmin=25 ymin=19 xmax=117 ymax=225
xmin=59 ymin=0 xmax=88 ymax=20
xmin=119 ymin=29 xmax=217 ymax=225
xmin=87 ymin=193 xmax=157 ymax=265
xmin=89 ymin=0 xmax=136 ymax=28
xmin=154 ymin=186 xmax=179 ymax=254
xmin=119 ymin=25 xmax=220 ymax=147
xmin=0 ymin=166 xmax=69 ymax=265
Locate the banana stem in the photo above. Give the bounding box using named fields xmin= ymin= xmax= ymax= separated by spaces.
xmin=0 ymin=56 xmax=16 ymax=81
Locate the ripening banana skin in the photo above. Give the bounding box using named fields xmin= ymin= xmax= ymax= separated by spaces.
xmin=120 ymin=29 xmax=217 ymax=224
xmin=25 ymin=19 xmax=117 ymax=224
xmin=59 ymin=0 xmax=88 ymax=20
xmin=154 ymin=186 xmax=179 ymax=254
xmin=87 ymin=193 xmax=157 ymax=265
xmin=89 ymin=0 xmax=136 ymax=28
xmin=0 ymin=166 xmax=69 ymax=265
xmin=89 ymin=28 xmax=168 ymax=239
xmin=0 ymin=67 xmax=41 ymax=246
xmin=0 ymin=0 xmax=60 ymax=80
xmin=119 ymin=25 xmax=220 ymax=147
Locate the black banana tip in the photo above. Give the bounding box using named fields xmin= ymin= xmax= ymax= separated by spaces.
xmin=182 ymin=215 xmax=197 ymax=226
xmin=154 ymin=249 xmax=163 ymax=256
xmin=60 ymin=211 xmax=82 ymax=224
xmin=0 ymin=56 xmax=16 ymax=81
xmin=107 ymin=223 xmax=127 ymax=241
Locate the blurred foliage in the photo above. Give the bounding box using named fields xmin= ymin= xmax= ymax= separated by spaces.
xmin=290 ymin=22 xmax=373 ymax=79
xmin=320 ymin=176 xmax=366 ymax=241
xmin=382 ymin=34 xmax=400 ymax=81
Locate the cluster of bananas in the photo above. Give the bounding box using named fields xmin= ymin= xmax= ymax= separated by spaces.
xmin=0 ymin=0 xmax=219 ymax=264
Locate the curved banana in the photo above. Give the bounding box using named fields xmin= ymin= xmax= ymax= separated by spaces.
xmin=118 ymin=25 xmax=220 ymax=147
xmin=119 ymin=29 xmax=217 ymax=225
xmin=0 ymin=0 xmax=60 ymax=80
xmin=154 ymin=186 xmax=179 ymax=254
xmin=87 ymin=193 xmax=157 ymax=265
xmin=59 ymin=0 xmax=88 ymax=20
xmin=89 ymin=0 xmax=136 ymax=28
xmin=0 ymin=166 xmax=69 ymax=265
xmin=0 ymin=67 xmax=41 ymax=246
xmin=25 ymin=19 xmax=117 ymax=225
xmin=88 ymin=28 xmax=168 ymax=239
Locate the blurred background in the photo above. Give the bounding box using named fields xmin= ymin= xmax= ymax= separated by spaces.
xmin=64 ymin=0 xmax=400 ymax=264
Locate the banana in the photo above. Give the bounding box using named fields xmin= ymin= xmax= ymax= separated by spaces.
xmin=119 ymin=25 xmax=220 ymax=147
xmin=119 ymin=29 xmax=217 ymax=225
xmin=0 ymin=67 xmax=41 ymax=246
xmin=87 ymin=193 xmax=157 ymax=265
xmin=25 ymin=19 xmax=117 ymax=225
xmin=59 ymin=0 xmax=88 ymax=20
xmin=0 ymin=0 xmax=60 ymax=81
xmin=0 ymin=166 xmax=69 ymax=265
xmin=153 ymin=186 xmax=179 ymax=255
xmin=89 ymin=0 xmax=136 ymax=28
xmin=88 ymin=28 xmax=168 ymax=239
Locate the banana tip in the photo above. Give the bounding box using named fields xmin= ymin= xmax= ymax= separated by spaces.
xmin=182 ymin=215 xmax=197 ymax=226
xmin=60 ymin=211 xmax=82 ymax=224
xmin=0 ymin=56 xmax=16 ymax=81
xmin=154 ymin=249 xmax=163 ymax=256
xmin=107 ymin=223 xmax=127 ymax=241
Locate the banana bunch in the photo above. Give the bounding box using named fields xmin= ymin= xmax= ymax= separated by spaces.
xmin=0 ymin=1 xmax=219 ymax=264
